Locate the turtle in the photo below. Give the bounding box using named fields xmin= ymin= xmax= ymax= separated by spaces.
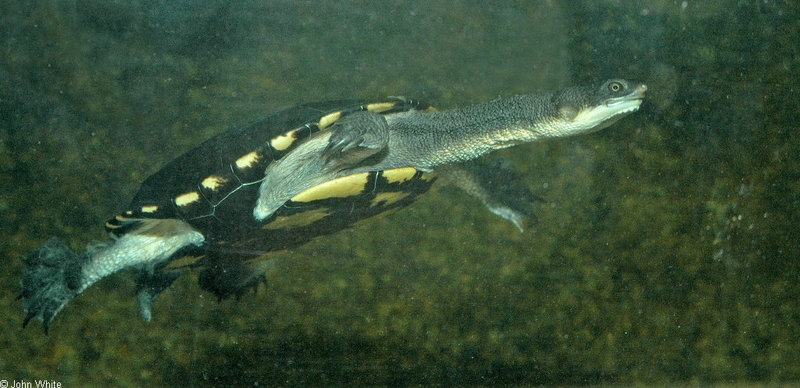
xmin=20 ymin=79 xmax=646 ymax=332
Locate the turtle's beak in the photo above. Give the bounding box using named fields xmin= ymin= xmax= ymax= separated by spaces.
xmin=605 ymin=83 xmax=647 ymax=111
xmin=571 ymin=83 xmax=646 ymax=132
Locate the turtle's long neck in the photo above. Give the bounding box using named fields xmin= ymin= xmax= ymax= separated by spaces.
xmin=382 ymin=93 xmax=560 ymax=169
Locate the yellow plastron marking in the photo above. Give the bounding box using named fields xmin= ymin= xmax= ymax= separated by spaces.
xmin=164 ymin=254 xmax=204 ymax=269
xmin=382 ymin=167 xmax=418 ymax=184
xmin=201 ymin=175 xmax=227 ymax=191
xmin=106 ymin=214 xmax=139 ymax=230
xmin=235 ymin=151 xmax=261 ymax=169
xmin=370 ymin=191 xmax=410 ymax=208
xmin=141 ymin=205 xmax=159 ymax=213
xmin=175 ymin=192 xmax=200 ymax=207
xmin=318 ymin=111 xmax=342 ymax=129
xmin=420 ymin=172 xmax=436 ymax=181
xmin=264 ymin=208 xmax=331 ymax=230
xmin=291 ymin=172 xmax=370 ymax=203
xmin=271 ymin=129 xmax=299 ymax=151
xmin=366 ymin=101 xmax=397 ymax=113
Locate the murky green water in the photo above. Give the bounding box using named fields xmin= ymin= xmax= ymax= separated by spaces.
xmin=1 ymin=1 xmax=798 ymax=385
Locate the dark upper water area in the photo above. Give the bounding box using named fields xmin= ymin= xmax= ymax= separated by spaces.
xmin=1 ymin=0 xmax=798 ymax=385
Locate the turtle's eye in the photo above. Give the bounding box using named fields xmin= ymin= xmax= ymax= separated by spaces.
xmin=608 ymin=81 xmax=624 ymax=93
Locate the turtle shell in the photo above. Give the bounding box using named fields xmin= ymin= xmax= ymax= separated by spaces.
xmin=104 ymin=98 xmax=437 ymax=259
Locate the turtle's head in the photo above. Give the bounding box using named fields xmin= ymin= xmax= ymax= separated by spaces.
xmin=545 ymin=79 xmax=646 ymax=136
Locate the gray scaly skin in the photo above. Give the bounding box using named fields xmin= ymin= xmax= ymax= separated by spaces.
xmin=21 ymin=220 xmax=203 ymax=333
xmin=255 ymin=79 xmax=646 ymax=219
xmin=374 ymin=79 xmax=646 ymax=169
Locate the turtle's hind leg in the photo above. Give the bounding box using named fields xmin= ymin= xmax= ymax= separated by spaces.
xmin=21 ymin=219 xmax=205 ymax=333
xmin=136 ymin=268 xmax=186 ymax=322
xmin=20 ymin=238 xmax=84 ymax=334
xmin=198 ymin=255 xmax=278 ymax=300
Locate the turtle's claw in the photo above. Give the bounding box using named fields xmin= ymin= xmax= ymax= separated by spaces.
xmin=323 ymin=129 xmax=364 ymax=157
xmin=20 ymin=238 xmax=82 ymax=334
xmin=322 ymin=111 xmax=389 ymax=160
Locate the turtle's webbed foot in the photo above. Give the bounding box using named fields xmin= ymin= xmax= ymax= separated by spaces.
xmin=323 ymin=111 xmax=389 ymax=159
xmin=441 ymin=159 xmax=543 ymax=232
xmin=20 ymin=238 xmax=83 ymax=334
xmin=476 ymin=159 xmax=543 ymax=232
xmin=198 ymin=257 xmax=276 ymax=301
xmin=136 ymin=268 xmax=185 ymax=322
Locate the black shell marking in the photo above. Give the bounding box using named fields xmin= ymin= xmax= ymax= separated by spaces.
xmin=106 ymin=98 xmax=434 ymax=256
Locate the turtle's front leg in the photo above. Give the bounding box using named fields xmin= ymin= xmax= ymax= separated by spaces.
xmin=21 ymin=219 xmax=204 ymax=333
xmin=437 ymin=159 xmax=543 ymax=232
xmin=323 ymin=111 xmax=389 ymax=159
xmin=254 ymin=111 xmax=391 ymax=221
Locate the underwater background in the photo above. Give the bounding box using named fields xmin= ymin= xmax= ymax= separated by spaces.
xmin=1 ymin=0 xmax=798 ymax=385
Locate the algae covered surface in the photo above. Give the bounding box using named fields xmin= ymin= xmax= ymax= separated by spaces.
xmin=1 ymin=0 xmax=799 ymax=385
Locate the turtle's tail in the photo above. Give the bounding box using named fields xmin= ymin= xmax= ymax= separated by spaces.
xmin=20 ymin=238 xmax=84 ymax=334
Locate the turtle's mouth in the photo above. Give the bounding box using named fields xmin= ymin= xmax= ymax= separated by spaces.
xmin=569 ymin=83 xmax=646 ymax=132
xmin=604 ymin=83 xmax=647 ymax=115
